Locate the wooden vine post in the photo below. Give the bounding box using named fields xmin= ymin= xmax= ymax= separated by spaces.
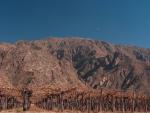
xmin=21 ymin=88 xmax=32 ymax=111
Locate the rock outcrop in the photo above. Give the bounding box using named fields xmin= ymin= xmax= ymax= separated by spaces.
xmin=0 ymin=38 xmax=150 ymax=94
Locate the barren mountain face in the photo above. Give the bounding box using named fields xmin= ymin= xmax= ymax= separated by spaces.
xmin=0 ymin=38 xmax=150 ymax=94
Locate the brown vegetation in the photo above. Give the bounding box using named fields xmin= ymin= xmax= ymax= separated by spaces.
xmin=0 ymin=38 xmax=150 ymax=112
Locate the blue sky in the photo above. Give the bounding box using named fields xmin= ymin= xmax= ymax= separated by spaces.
xmin=0 ymin=0 xmax=150 ymax=48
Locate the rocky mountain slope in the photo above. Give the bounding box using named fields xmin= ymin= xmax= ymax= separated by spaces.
xmin=0 ymin=38 xmax=150 ymax=94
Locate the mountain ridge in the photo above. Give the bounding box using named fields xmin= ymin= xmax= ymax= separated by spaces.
xmin=0 ymin=38 xmax=150 ymax=94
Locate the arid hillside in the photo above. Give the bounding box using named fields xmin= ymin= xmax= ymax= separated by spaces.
xmin=0 ymin=38 xmax=150 ymax=94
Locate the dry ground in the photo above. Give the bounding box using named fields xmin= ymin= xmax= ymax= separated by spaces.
xmin=1 ymin=109 xmax=150 ymax=113
xmin=1 ymin=111 xmax=150 ymax=113
xmin=0 ymin=105 xmax=149 ymax=113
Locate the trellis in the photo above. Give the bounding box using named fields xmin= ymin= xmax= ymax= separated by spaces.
xmin=0 ymin=87 xmax=149 ymax=112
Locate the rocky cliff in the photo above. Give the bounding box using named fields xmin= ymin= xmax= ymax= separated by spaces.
xmin=0 ymin=38 xmax=150 ymax=94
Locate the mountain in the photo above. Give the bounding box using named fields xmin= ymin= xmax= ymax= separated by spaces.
xmin=0 ymin=38 xmax=150 ymax=94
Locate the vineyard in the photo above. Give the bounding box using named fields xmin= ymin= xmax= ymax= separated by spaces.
xmin=0 ymin=86 xmax=150 ymax=113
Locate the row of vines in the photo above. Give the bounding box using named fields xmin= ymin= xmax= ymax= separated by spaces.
xmin=0 ymin=87 xmax=150 ymax=112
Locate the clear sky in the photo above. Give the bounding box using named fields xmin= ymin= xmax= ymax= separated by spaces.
xmin=0 ymin=0 xmax=150 ymax=48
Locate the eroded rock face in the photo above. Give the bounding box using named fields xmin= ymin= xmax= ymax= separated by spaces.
xmin=0 ymin=38 xmax=150 ymax=94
